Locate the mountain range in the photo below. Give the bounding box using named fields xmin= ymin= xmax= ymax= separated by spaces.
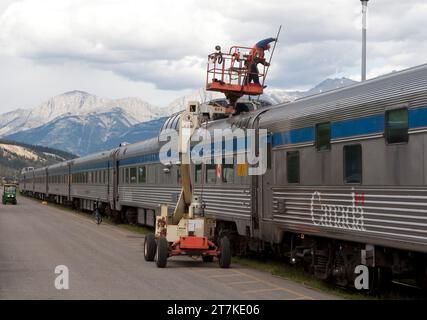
xmin=0 ymin=77 xmax=357 ymax=156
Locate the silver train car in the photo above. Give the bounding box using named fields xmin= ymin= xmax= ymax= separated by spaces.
xmin=21 ymin=64 xmax=427 ymax=289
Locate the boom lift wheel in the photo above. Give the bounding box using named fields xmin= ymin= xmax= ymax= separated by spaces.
xmin=219 ymin=236 xmax=231 ymax=268
xmin=156 ymin=237 xmax=169 ymax=268
xmin=144 ymin=233 xmax=157 ymax=261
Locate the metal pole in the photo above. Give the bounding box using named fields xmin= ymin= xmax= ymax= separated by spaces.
xmin=361 ymin=0 xmax=369 ymax=81
xmin=257 ymin=25 xmax=282 ymax=102
xmin=261 ymin=25 xmax=282 ymax=89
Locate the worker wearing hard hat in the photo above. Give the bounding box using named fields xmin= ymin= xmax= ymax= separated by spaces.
xmin=245 ymin=37 xmax=276 ymax=86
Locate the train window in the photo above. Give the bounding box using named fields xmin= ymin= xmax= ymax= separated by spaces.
xmin=344 ymin=145 xmax=362 ymax=184
xmin=130 ymin=167 xmax=137 ymax=183
xmin=195 ymin=164 xmax=202 ymax=183
xmin=287 ymin=151 xmax=300 ymax=183
xmin=222 ymin=164 xmax=234 ymax=183
xmin=206 ymin=164 xmax=217 ymax=183
xmin=125 ymin=168 xmax=130 ymax=184
xmin=385 ymin=108 xmax=408 ymax=144
xmin=138 ymin=166 xmax=146 ymax=183
xmin=315 ymin=122 xmax=331 ymax=151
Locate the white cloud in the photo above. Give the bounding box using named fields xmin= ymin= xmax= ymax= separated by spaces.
xmin=0 ymin=0 xmax=426 ymax=110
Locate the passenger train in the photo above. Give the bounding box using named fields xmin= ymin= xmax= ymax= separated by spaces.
xmin=20 ymin=64 xmax=427 ymax=289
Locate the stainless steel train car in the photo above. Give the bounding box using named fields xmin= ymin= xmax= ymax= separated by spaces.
xmin=20 ymin=64 xmax=427 ymax=289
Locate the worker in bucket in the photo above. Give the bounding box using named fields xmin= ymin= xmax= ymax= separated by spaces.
xmin=245 ymin=37 xmax=276 ymax=86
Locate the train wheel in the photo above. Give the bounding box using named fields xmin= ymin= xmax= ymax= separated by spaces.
xmin=126 ymin=208 xmax=137 ymax=225
xmin=144 ymin=233 xmax=157 ymax=261
xmin=219 ymin=237 xmax=231 ymax=268
xmin=111 ymin=210 xmax=121 ymax=224
xmin=156 ymin=237 xmax=168 ymax=268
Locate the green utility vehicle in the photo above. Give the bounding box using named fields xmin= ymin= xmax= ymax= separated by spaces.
xmin=2 ymin=184 xmax=17 ymax=205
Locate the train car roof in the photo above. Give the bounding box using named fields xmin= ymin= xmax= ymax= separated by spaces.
xmin=49 ymin=161 xmax=70 ymax=170
xmin=71 ymin=148 xmax=117 ymax=166
xmin=259 ymin=63 xmax=427 ymax=129
xmin=33 ymin=167 xmax=47 ymax=174
xmin=117 ymin=137 xmax=159 ymax=159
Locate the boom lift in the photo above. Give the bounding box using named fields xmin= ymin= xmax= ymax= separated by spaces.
xmin=144 ymin=104 xmax=231 ymax=268
xmin=206 ymin=28 xmax=280 ymax=110
xmin=143 ymin=34 xmax=279 ymax=268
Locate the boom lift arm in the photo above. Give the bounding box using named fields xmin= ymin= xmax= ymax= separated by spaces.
xmin=144 ymin=103 xmax=231 ymax=268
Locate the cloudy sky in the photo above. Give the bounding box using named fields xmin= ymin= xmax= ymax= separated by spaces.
xmin=0 ymin=0 xmax=426 ymax=112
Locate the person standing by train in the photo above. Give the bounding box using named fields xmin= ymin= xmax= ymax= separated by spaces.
xmin=245 ymin=37 xmax=277 ymax=86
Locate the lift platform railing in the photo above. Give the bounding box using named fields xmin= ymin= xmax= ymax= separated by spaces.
xmin=206 ymin=45 xmax=266 ymax=97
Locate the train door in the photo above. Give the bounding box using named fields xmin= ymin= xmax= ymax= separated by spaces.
xmin=45 ymin=167 xmax=49 ymax=196
xmin=260 ymin=137 xmax=274 ymax=220
xmin=112 ymin=149 xmax=120 ymax=211
xmin=107 ymin=159 xmax=110 ymax=202
xmin=248 ymin=109 xmax=270 ymax=237
xmin=67 ymin=162 xmax=71 ymax=201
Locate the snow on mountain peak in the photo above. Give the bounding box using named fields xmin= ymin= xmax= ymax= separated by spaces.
xmin=0 ymin=91 xmax=162 ymax=137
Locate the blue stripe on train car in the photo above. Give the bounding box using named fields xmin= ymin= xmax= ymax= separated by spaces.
xmin=272 ymin=127 xmax=314 ymax=147
xmin=409 ymin=106 xmax=427 ymax=128
xmin=71 ymin=161 xmax=110 ymax=173
xmin=118 ymin=153 xmax=160 ymax=166
xmin=331 ymin=114 xmax=384 ymax=139
xmin=271 ymin=106 xmax=427 ymax=148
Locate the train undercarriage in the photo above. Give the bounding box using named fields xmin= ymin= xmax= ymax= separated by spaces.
xmin=20 ymin=189 xmax=427 ymax=294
